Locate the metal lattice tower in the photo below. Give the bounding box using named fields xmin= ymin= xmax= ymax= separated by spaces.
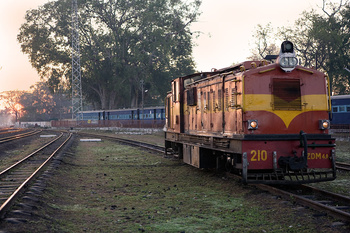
xmin=71 ymin=0 xmax=83 ymax=120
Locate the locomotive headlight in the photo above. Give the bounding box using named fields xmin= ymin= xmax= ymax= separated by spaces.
xmin=277 ymin=41 xmax=298 ymax=72
xmin=279 ymin=55 xmax=298 ymax=71
xmin=319 ymin=120 xmax=330 ymax=130
xmin=280 ymin=57 xmax=289 ymax=67
xmin=248 ymin=120 xmax=258 ymax=130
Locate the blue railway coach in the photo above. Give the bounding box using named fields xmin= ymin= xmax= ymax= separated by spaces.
xmin=331 ymin=95 xmax=350 ymax=125
xmin=78 ymin=106 xmax=165 ymax=128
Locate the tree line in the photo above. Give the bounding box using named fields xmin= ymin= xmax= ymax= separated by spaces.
xmin=2 ymin=0 xmax=349 ymax=123
xmin=17 ymin=0 xmax=202 ymax=111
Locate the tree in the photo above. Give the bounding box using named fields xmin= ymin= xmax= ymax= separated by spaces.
xmin=249 ymin=23 xmax=279 ymax=60
xmin=0 ymin=109 xmax=14 ymax=127
xmin=18 ymin=0 xmax=202 ymax=109
xmin=18 ymin=82 xmax=71 ymax=121
xmin=278 ymin=0 xmax=350 ymax=94
xmin=0 ymin=91 xmax=25 ymax=122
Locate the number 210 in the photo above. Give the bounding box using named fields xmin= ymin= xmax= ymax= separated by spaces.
xmin=250 ymin=150 xmax=267 ymax=161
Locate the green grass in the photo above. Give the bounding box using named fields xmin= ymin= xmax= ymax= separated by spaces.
xmin=2 ymin=139 xmax=347 ymax=232
xmin=335 ymin=140 xmax=350 ymax=163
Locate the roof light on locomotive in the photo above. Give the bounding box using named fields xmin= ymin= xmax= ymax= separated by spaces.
xmin=277 ymin=41 xmax=298 ymax=72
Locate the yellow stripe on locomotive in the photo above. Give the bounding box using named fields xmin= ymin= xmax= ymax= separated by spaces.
xmin=164 ymin=41 xmax=336 ymax=185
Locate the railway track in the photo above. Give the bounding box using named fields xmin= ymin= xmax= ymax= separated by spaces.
xmin=0 ymin=129 xmax=42 ymax=144
xmin=336 ymin=162 xmax=350 ymax=172
xmin=0 ymin=128 xmax=22 ymax=135
xmin=256 ymin=184 xmax=350 ymax=222
xmin=77 ymin=131 xmax=164 ymax=153
xmin=77 ymin=131 xmax=350 ymax=223
xmin=0 ymin=132 xmax=72 ymax=219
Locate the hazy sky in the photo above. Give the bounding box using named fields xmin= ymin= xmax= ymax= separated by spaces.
xmin=0 ymin=0 xmax=333 ymax=93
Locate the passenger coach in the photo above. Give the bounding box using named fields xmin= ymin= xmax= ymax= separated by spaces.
xmin=78 ymin=106 xmax=165 ymax=128
xmin=331 ymin=95 xmax=350 ymax=125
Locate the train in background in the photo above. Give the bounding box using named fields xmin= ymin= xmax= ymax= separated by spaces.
xmin=51 ymin=106 xmax=165 ymax=128
xmin=165 ymin=41 xmax=336 ymax=184
xmin=331 ymin=95 xmax=350 ymax=126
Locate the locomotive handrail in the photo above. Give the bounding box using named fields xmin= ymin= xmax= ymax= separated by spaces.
xmin=296 ymin=67 xmax=314 ymax=74
xmin=258 ymin=67 xmax=276 ymax=74
xmin=326 ymin=74 xmax=332 ymax=116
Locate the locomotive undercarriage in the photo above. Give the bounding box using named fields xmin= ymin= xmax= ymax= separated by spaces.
xmin=165 ymin=132 xmax=337 ymax=185
xmin=241 ymin=168 xmax=336 ymax=185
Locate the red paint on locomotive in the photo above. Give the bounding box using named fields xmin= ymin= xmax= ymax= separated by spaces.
xmin=165 ymin=41 xmax=336 ymax=184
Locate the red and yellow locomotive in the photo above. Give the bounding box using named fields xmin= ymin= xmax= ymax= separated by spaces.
xmin=165 ymin=41 xmax=336 ymax=184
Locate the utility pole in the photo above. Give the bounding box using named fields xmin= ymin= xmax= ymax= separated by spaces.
xmin=71 ymin=0 xmax=83 ymax=120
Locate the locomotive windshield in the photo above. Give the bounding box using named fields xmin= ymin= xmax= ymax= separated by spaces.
xmin=273 ymin=78 xmax=301 ymax=110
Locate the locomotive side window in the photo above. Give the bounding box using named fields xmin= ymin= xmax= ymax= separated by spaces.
xmin=218 ymin=89 xmax=222 ymax=111
xmin=212 ymin=91 xmax=215 ymax=112
xmin=203 ymin=91 xmax=207 ymax=112
xmin=197 ymin=90 xmax=201 ymax=109
xmin=172 ymin=81 xmax=176 ymax=102
xmin=225 ymin=88 xmax=229 ymax=111
xmin=172 ymin=81 xmax=179 ymax=102
xmin=273 ymin=78 xmax=301 ymax=110
xmin=231 ymin=88 xmax=236 ymax=107
xmin=187 ymin=87 xmax=197 ymax=106
xmin=207 ymin=92 xmax=210 ymax=111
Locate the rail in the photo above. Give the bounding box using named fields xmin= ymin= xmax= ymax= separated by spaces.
xmin=77 ymin=131 xmax=164 ymax=154
xmin=336 ymin=162 xmax=350 ymax=172
xmin=256 ymin=184 xmax=350 ymax=222
xmin=0 ymin=132 xmax=72 ymax=219
xmin=0 ymin=129 xmax=42 ymax=144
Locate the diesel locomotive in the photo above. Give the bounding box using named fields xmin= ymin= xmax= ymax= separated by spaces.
xmin=165 ymin=41 xmax=336 ymax=184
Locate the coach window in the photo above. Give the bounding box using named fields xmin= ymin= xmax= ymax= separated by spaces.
xmin=339 ymin=106 xmax=346 ymax=112
xmin=332 ymin=106 xmax=338 ymax=113
xmin=347 ymin=106 xmax=350 ymax=112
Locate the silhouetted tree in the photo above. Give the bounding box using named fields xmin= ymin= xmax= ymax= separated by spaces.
xmin=18 ymin=0 xmax=202 ymax=109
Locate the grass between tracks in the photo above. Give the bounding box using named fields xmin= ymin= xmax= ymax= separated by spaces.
xmin=335 ymin=140 xmax=350 ymax=164
xmin=309 ymin=139 xmax=350 ymax=197
xmin=11 ymin=138 xmax=343 ymax=233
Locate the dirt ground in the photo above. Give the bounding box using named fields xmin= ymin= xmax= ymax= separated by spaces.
xmin=0 ymin=132 xmax=348 ymax=232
